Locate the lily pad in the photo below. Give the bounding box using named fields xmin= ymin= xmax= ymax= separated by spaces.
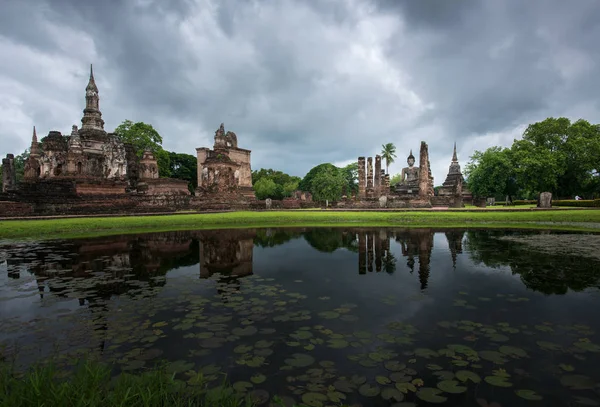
xmin=437 ymin=380 xmax=467 ymax=394
xmin=395 ymin=382 xmax=417 ymax=393
xmin=382 ymin=387 xmax=405 ymax=402
xmin=416 ymin=387 xmax=447 ymax=403
xmin=484 ymin=375 xmax=512 ymax=387
xmin=415 ymin=348 xmax=438 ymax=358
xmin=515 ymin=389 xmax=543 ymax=401
xmin=166 ymin=360 xmax=194 ymax=374
xmin=301 ymin=392 xmax=328 ymax=407
xmin=284 ymin=353 xmax=315 ymax=368
xmin=499 ymin=345 xmax=528 ymax=358
xmin=249 ymin=389 xmax=270 ymax=405
xmin=574 ymin=341 xmax=600 ymax=353
xmin=251 ymin=373 xmax=267 ymax=384
xmin=327 ymin=339 xmax=349 ymax=349
xmin=456 ymin=370 xmax=481 ymax=383
xmin=232 ymin=326 xmax=258 ymax=336
xmin=479 ymin=350 xmax=507 ymax=364
xmin=574 ymin=396 xmax=600 ymax=406
xmin=560 ymin=375 xmax=595 ymax=390
xmin=536 ymin=341 xmax=561 ymax=351
xmin=376 ymin=375 xmax=392 ymax=385
xmin=233 ymin=381 xmax=253 ymax=393
xmin=358 ymin=383 xmax=381 ymax=397
xmin=333 ymin=380 xmax=354 ymax=393
xmin=385 ymin=361 xmax=407 ymax=372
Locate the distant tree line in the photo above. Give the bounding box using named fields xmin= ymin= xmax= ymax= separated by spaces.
xmin=465 ymin=117 xmax=600 ymax=200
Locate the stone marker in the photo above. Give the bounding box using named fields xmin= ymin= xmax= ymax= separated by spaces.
xmin=538 ymin=192 xmax=552 ymax=208
xmin=379 ymin=195 xmax=387 ymax=208
xmin=265 ymin=198 xmax=272 ymax=209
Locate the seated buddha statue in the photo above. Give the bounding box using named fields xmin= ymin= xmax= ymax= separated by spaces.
xmin=395 ymin=150 xmax=420 ymax=195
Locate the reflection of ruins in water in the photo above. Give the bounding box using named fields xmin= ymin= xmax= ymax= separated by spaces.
xmin=356 ymin=228 xmax=465 ymax=290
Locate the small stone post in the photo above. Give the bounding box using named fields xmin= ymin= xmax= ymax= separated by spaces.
xmin=2 ymin=154 xmax=16 ymax=192
xmin=538 ymin=192 xmax=552 ymax=208
xmin=265 ymin=198 xmax=272 ymax=209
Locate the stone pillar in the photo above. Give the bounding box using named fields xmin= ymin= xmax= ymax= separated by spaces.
xmin=367 ymin=232 xmax=374 ymax=272
xmin=358 ymin=157 xmax=366 ymax=199
xmin=358 ymin=232 xmax=366 ymax=274
xmin=418 ymin=142 xmax=431 ymax=198
xmin=538 ymin=192 xmax=552 ymax=208
xmin=374 ymin=155 xmax=381 ymax=196
xmin=2 ymin=154 xmax=16 ymax=192
xmin=367 ymin=157 xmax=373 ymax=189
xmin=384 ymin=173 xmax=390 ymax=195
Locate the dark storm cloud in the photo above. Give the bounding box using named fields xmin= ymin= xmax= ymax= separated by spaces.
xmin=1 ymin=0 xmax=599 ymax=182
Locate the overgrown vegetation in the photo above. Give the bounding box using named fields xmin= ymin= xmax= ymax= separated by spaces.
xmin=2 ymin=209 xmax=600 ymax=240
xmin=465 ymin=117 xmax=600 ymax=200
xmin=251 ymin=168 xmax=301 ymax=200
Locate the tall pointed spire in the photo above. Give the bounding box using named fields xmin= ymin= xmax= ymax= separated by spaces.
xmin=30 ymin=126 xmax=40 ymax=156
xmin=452 ymin=142 xmax=458 ymax=162
xmin=81 ymin=64 xmax=104 ymax=131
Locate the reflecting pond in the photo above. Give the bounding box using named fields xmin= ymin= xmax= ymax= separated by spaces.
xmin=1 ymin=228 xmax=600 ymax=406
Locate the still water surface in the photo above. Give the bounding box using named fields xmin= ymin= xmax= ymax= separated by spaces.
xmin=1 ymin=228 xmax=600 ymax=406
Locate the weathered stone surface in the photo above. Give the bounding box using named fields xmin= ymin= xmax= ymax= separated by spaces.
xmin=265 ymin=198 xmax=272 ymax=209
xmin=367 ymin=157 xmax=373 ymax=189
xmin=2 ymin=154 xmax=16 ymax=192
xmin=378 ymin=195 xmax=387 ymax=208
xmin=538 ymin=192 xmax=552 ymax=208
xmin=196 ymin=123 xmax=255 ymax=200
xmin=374 ymin=155 xmax=381 ymax=196
xmin=418 ymin=142 xmax=433 ymax=198
xmin=358 ymin=157 xmax=366 ymax=199
xmin=139 ymin=150 xmax=159 ymax=180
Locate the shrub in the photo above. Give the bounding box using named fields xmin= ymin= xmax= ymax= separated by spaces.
xmin=552 ymin=199 xmax=600 ymax=207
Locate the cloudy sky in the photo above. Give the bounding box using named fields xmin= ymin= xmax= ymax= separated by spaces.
xmin=1 ymin=0 xmax=599 ymax=182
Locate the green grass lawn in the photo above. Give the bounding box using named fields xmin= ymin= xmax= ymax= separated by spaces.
xmin=1 ymin=209 xmax=600 ymax=240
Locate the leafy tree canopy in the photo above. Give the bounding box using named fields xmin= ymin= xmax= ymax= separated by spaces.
xmin=168 ymin=152 xmax=197 ymax=192
xmin=114 ymin=120 xmax=170 ymax=177
xmin=251 ymin=168 xmax=301 ymax=200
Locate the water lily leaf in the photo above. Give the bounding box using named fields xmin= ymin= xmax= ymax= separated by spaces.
xmin=427 ymin=364 xmax=443 ymax=371
xmin=437 ymin=380 xmax=467 ymax=394
xmin=376 ymin=375 xmax=392 ymax=385
xmin=122 ymin=360 xmax=146 ymax=370
xmin=499 ymin=345 xmax=528 ymax=358
xmin=232 ymin=326 xmax=258 ymax=336
xmin=301 ymin=392 xmax=328 ymax=407
xmin=415 ymin=348 xmax=438 ymax=358
xmin=456 ymin=370 xmax=481 ymax=383
xmin=448 ymin=344 xmax=476 ymax=355
xmin=167 ymin=360 xmax=194 ymax=374
xmin=359 ymin=359 xmax=378 ymax=367
xmin=233 ymin=381 xmax=253 ymax=393
xmin=333 ymin=380 xmax=354 ymax=393
xmin=559 ymin=363 xmax=575 ymax=372
xmin=284 ymin=353 xmax=315 ymax=368
xmin=358 ymin=383 xmax=381 ymax=397
xmin=327 ymin=339 xmax=348 ymax=349
xmin=353 ymin=331 xmax=372 ymax=339
xmin=479 ymin=350 xmax=507 ymax=364
xmin=396 ymin=382 xmax=417 ymax=393
xmin=537 ymin=341 xmax=561 ymax=351
xmin=255 ymin=340 xmax=273 ymax=348
xmin=200 ymin=337 xmax=226 ymax=348
xmin=382 ymin=387 xmax=405 ymax=402
xmin=416 ymin=387 xmax=447 ymax=403
xmin=560 ymin=375 xmax=595 ymax=390
xmin=385 ymin=361 xmax=407 ymax=372
xmin=326 ymin=391 xmax=346 ymax=402
xmin=515 ymin=389 xmax=543 ymax=400
xmin=318 ymin=311 xmax=340 ymax=319
xmin=433 ymin=371 xmax=455 ymax=381
xmin=351 ymin=375 xmax=367 ymax=385
xmin=249 ymin=389 xmax=270 ymax=405
xmin=246 ymin=356 xmax=266 ymax=368
xmin=251 ymin=373 xmax=266 ymax=384
xmin=574 ymin=396 xmax=600 ymax=406
xmin=196 ymin=332 xmax=215 ymax=339
xmin=484 ymin=375 xmax=512 ymax=387
xmin=292 ymin=330 xmax=313 ymax=340
xmin=452 ymin=360 xmax=469 ymax=367
xmin=574 ymin=341 xmax=600 ymax=352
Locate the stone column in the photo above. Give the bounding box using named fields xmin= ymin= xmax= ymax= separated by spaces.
xmin=418 ymin=142 xmax=430 ymax=198
xmin=383 ymin=173 xmax=390 ymax=195
xmin=2 ymin=154 xmax=16 ymax=192
xmin=374 ymin=155 xmax=381 ymax=197
xmin=367 ymin=157 xmax=373 ymax=189
xmin=358 ymin=157 xmax=366 ymax=199
xmin=358 ymin=232 xmax=366 ymax=274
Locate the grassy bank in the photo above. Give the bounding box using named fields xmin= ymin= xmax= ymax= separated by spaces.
xmin=1 ymin=209 xmax=600 ymax=240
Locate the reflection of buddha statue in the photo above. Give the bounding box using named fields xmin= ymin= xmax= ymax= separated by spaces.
xmin=400 ymin=151 xmax=420 ymax=186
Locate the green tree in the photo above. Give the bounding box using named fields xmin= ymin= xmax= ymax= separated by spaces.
xmin=464 ymin=147 xmax=518 ymax=200
xmin=168 ymin=152 xmax=197 ymax=192
xmin=251 ymin=168 xmax=301 ymax=199
xmin=341 ymin=162 xmax=358 ymax=196
xmin=114 ymin=120 xmax=170 ymax=177
xmin=511 ymin=139 xmax=562 ymax=198
xmin=389 ymin=173 xmax=402 ymax=186
xmin=253 ymin=178 xmax=279 ymax=200
xmin=311 ymin=166 xmax=346 ymax=202
xmin=298 ymin=163 xmax=338 ymax=192
xmin=380 ymin=143 xmax=397 ymax=174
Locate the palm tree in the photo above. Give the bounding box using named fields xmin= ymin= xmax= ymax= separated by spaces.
xmin=381 ymin=143 xmax=397 ymax=174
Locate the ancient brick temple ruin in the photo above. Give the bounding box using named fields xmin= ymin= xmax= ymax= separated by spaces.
xmin=195 ymin=123 xmax=256 ymax=202
xmin=351 ymin=141 xmax=434 ymax=208
xmin=0 ymin=66 xmax=193 ymax=216
xmin=431 ymin=143 xmax=472 ymax=207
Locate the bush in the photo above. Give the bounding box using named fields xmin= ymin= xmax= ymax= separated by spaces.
xmin=552 ymin=199 xmax=600 ymax=207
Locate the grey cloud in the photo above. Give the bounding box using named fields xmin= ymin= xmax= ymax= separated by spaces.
xmin=1 ymin=0 xmax=599 ymax=183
